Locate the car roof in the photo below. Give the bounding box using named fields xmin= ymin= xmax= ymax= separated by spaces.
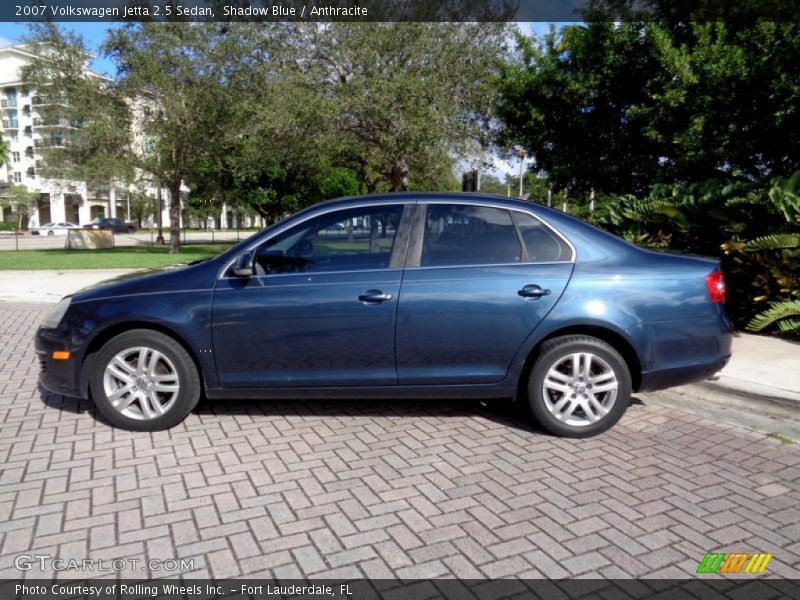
xmin=309 ymin=191 xmax=552 ymax=213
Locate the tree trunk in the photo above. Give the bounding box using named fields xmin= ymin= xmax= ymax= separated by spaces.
xmin=369 ymin=215 xmax=380 ymax=253
xmin=252 ymin=204 xmax=275 ymax=225
xmin=389 ymin=157 xmax=410 ymax=192
xmin=168 ymin=181 xmax=182 ymax=254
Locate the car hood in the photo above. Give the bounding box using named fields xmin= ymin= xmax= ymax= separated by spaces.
xmin=71 ymin=258 xmax=221 ymax=303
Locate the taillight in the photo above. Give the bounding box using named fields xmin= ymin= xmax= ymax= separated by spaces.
xmin=705 ymin=271 xmax=726 ymax=303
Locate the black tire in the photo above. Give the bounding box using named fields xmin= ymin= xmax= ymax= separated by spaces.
xmin=89 ymin=329 xmax=201 ymax=431
xmin=47 ymin=230 xmax=54 ymax=236
xmin=527 ymin=335 xmax=631 ymax=438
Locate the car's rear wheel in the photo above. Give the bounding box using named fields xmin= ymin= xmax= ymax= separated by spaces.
xmin=527 ymin=335 xmax=631 ymax=437
xmin=89 ymin=329 xmax=200 ymax=431
xmin=47 ymin=230 xmax=54 ymax=236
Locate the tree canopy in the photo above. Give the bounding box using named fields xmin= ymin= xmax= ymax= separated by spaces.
xmin=22 ymin=22 xmax=509 ymax=251
xmin=495 ymin=22 xmax=800 ymax=195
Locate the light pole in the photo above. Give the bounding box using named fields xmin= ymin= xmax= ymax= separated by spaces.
xmin=517 ymin=148 xmax=526 ymax=197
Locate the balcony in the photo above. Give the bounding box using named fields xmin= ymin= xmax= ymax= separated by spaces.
xmin=1 ymin=120 xmax=19 ymax=130
xmin=32 ymin=118 xmax=79 ymax=128
xmin=34 ymin=138 xmax=67 ymax=149
xmin=1 ymin=98 xmax=18 ymax=109
xmin=32 ymin=94 xmax=67 ymax=106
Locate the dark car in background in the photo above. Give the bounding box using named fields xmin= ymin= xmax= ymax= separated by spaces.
xmin=36 ymin=193 xmax=733 ymax=436
xmin=83 ymin=217 xmax=137 ymax=233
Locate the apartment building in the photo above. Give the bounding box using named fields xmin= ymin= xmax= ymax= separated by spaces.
xmin=0 ymin=43 xmax=178 ymax=228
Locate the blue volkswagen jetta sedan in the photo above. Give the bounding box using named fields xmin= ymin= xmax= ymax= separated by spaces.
xmin=35 ymin=193 xmax=732 ymax=437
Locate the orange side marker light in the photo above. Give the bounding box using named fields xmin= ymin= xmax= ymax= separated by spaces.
xmin=52 ymin=351 xmax=71 ymax=360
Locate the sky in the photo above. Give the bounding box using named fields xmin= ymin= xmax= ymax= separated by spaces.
xmin=0 ymin=21 xmax=566 ymax=178
xmin=0 ymin=22 xmax=117 ymax=75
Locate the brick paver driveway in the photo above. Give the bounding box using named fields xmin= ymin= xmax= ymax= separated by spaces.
xmin=1 ymin=303 xmax=799 ymax=580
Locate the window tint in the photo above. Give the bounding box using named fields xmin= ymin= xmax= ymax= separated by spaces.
xmin=253 ymin=205 xmax=404 ymax=275
xmin=513 ymin=212 xmax=572 ymax=262
xmin=421 ymin=204 xmax=521 ymax=267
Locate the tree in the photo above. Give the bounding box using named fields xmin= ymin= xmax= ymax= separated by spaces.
xmin=0 ymin=185 xmax=39 ymax=232
xmin=103 ymin=23 xmax=227 ymax=253
xmin=290 ymin=22 xmax=510 ymax=192
xmin=210 ymin=22 xmax=507 ymax=208
xmin=495 ymin=22 xmax=800 ymax=194
xmin=22 ymin=20 xmax=510 ymax=245
xmin=21 ymin=25 xmax=136 ymax=199
xmin=0 ymin=134 xmax=9 ymax=166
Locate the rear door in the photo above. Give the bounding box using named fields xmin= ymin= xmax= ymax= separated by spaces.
xmin=395 ymin=202 xmax=574 ymax=385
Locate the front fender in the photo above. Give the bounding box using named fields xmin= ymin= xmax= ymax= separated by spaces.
xmin=70 ymin=291 xmax=216 ymax=392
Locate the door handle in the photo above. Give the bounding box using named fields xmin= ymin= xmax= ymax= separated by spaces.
xmin=518 ymin=284 xmax=551 ymax=299
xmin=358 ymin=289 xmax=393 ymax=304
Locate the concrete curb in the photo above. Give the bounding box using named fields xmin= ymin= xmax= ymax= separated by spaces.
xmin=704 ymin=377 xmax=800 ymax=409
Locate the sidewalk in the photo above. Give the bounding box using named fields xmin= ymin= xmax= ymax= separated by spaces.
xmin=0 ymin=268 xmax=137 ymax=303
xmin=1 ymin=268 xmax=797 ymax=407
xmin=705 ymin=332 xmax=800 ymax=404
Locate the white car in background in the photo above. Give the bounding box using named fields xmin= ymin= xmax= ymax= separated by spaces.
xmin=30 ymin=222 xmax=80 ymax=236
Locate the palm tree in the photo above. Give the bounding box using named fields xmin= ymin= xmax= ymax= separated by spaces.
xmin=745 ymin=173 xmax=800 ymax=336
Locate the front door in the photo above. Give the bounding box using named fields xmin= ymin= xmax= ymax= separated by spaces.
xmin=396 ymin=202 xmax=574 ymax=385
xmin=212 ymin=203 xmax=410 ymax=388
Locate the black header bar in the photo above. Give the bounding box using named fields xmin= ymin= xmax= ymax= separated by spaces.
xmin=2 ymin=1 xmax=800 ymax=23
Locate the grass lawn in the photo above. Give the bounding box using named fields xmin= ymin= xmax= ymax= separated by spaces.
xmin=0 ymin=244 xmax=234 ymax=270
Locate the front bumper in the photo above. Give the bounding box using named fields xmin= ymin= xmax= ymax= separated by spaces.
xmin=35 ymin=326 xmax=83 ymax=398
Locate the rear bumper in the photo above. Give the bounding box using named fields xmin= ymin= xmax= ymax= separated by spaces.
xmin=639 ymin=356 xmax=730 ymax=392
xmin=629 ymin=312 xmax=733 ymax=392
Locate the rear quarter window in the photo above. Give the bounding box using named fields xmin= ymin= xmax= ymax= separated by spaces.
xmin=513 ymin=212 xmax=573 ymax=262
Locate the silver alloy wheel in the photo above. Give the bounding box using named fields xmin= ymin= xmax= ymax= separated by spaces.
xmin=541 ymin=351 xmax=618 ymax=427
xmin=102 ymin=346 xmax=180 ymax=420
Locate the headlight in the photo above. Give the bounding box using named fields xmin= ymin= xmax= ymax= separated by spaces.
xmin=41 ymin=297 xmax=71 ymax=329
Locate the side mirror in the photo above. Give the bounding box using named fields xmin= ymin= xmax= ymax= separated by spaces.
xmin=232 ymin=251 xmax=254 ymax=277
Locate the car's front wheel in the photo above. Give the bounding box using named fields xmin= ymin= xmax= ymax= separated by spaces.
xmin=47 ymin=230 xmax=54 ymax=236
xmin=527 ymin=335 xmax=631 ymax=437
xmin=89 ymin=329 xmax=201 ymax=431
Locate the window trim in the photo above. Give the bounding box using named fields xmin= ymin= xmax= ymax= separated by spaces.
xmin=404 ymin=200 xmax=575 ymax=269
xmin=219 ymin=201 xmax=414 ymax=280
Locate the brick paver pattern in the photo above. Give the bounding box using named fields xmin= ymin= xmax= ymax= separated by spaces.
xmin=1 ymin=303 xmax=799 ymax=579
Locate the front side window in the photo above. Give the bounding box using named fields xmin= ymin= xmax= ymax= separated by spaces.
xmin=253 ymin=204 xmax=404 ymax=275
xmin=421 ymin=204 xmax=522 ymax=267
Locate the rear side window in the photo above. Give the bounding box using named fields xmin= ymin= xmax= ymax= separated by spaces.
xmin=513 ymin=212 xmax=573 ymax=262
xmin=422 ymin=204 xmax=522 ymax=267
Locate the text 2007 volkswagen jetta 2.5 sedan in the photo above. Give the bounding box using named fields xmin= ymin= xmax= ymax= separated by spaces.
xmin=36 ymin=193 xmax=732 ymax=437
